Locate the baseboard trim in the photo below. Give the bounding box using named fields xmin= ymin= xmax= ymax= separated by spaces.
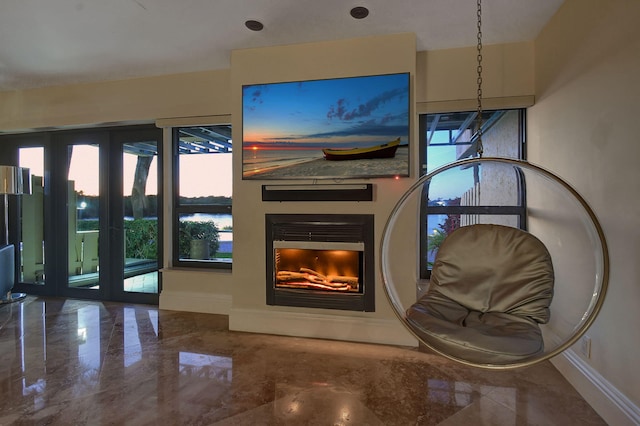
xmin=229 ymin=307 xmax=418 ymax=347
xmin=159 ymin=290 xmax=232 ymax=315
xmin=552 ymin=349 xmax=640 ymax=426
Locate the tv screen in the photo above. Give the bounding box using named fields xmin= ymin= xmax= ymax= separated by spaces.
xmin=242 ymin=72 xmax=410 ymax=180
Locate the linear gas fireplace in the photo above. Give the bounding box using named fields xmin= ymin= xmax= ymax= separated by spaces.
xmin=265 ymin=214 xmax=375 ymax=312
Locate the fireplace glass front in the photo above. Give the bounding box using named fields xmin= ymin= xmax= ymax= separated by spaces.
xmin=275 ymin=241 xmax=363 ymax=293
xmin=266 ymin=214 xmax=374 ymax=312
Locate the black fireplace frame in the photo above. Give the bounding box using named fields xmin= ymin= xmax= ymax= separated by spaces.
xmin=265 ymin=214 xmax=375 ymax=312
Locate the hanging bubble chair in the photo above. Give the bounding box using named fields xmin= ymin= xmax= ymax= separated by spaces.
xmin=380 ymin=157 xmax=609 ymax=369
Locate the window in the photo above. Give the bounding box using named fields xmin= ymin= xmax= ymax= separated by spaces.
xmin=419 ymin=109 xmax=526 ymax=279
xmin=173 ymin=125 xmax=233 ymax=268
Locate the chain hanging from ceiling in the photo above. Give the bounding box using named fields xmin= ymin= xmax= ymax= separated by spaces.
xmin=476 ymin=0 xmax=484 ymax=157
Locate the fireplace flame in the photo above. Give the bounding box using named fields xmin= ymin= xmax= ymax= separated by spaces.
xmin=275 ymin=248 xmax=360 ymax=292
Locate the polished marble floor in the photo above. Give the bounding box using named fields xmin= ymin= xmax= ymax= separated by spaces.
xmin=0 ymin=296 xmax=605 ymax=425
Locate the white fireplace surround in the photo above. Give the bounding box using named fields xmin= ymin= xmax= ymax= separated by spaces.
xmin=159 ymin=287 xmax=418 ymax=347
xmin=229 ymin=307 xmax=418 ymax=347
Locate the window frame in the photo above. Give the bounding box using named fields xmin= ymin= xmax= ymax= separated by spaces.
xmin=172 ymin=125 xmax=233 ymax=270
xmin=418 ymin=109 xmax=527 ymax=280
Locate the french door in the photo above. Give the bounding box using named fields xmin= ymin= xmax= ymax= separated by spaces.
xmin=0 ymin=125 xmax=162 ymax=304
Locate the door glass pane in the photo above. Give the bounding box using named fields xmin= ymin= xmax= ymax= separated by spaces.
xmin=123 ymin=142 xmax=158 ymax=293
xmin=19 ymin=147 xmax=45 ymax=284
xmin=68 ymin=144 xmax=100 ymax=289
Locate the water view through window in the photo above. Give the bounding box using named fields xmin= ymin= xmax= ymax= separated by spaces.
xmin=175 ymin=125 xmax=233 ymax=266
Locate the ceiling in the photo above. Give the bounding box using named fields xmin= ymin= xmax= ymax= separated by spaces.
xmin=0 ymin=0 xmax=564 ymax=92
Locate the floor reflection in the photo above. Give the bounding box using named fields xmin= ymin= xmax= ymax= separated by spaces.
xmin=0 ymin=296 xmax=606 ymax=425
xmin=179 ymin=352 xmax=232 ymax=382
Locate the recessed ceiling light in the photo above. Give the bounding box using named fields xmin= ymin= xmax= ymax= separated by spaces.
xmin=245 ymin=20 xmax=264 ymax=31
xmin=350 ymin=6 xmax=369 ymax=19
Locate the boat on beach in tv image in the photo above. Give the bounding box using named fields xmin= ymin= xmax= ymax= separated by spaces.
xmin=242 ymin=73 xmax=410 ymax=180
xmin=322 ymin=137 xmax=400 ymax=161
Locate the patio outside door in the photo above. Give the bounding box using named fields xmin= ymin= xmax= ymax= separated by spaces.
xmin=7 ymin=125 xmax=162 ymax=304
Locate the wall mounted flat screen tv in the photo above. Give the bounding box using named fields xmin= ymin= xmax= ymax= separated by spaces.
xmin=242 ymin=72 xmax=410 ymax=180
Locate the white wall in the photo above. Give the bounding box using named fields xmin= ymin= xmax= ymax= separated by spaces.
xmin=529 ymin=0 xmax=640 ymax=423
xmin=226 ymin=35 xmax=535 ymax=348
xmin=228 ymin=33 xmax=419 ymax=346
xmin=0 ymin=70 xmax=230 ymax=131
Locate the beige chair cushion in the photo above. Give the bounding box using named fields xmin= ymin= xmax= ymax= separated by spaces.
xmin=431 ymin=224 xmax=554 ymax=322
xmin=406 ymin=224 xmax=554 ymax=364
xmin=407 ymin=291 xmax=545 ymax=363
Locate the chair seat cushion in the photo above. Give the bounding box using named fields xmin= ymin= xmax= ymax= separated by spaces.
xmin=431 ymin=224 xmax=554 ymax=324
xmin=406 ymin=291 xmax=544 ymax=364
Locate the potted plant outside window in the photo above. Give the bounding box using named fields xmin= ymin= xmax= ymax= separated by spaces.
xmin=178 ymin=220 xmax=220 ymax=260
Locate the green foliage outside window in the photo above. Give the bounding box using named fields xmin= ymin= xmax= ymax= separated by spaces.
xmin=77 ymin=219 xmax=99 ymax=231
xmin=426 ymin=212 xmax=460 ymax=267
xmin=125 ymin=219 xmax=158 ymax=260
xmin=78 ymin=219 xmax=158 ymax=259
xmin=77 ymin=218 xmax=223 ymax=260
xmin=427 ymin=226 xmax=448 ymax=254
xmin=178 ymin=220 xmax=220 ymax=259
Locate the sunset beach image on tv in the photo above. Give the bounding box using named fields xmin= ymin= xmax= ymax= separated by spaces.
xmin=242 ymin=72 xmax=410 ymax=180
